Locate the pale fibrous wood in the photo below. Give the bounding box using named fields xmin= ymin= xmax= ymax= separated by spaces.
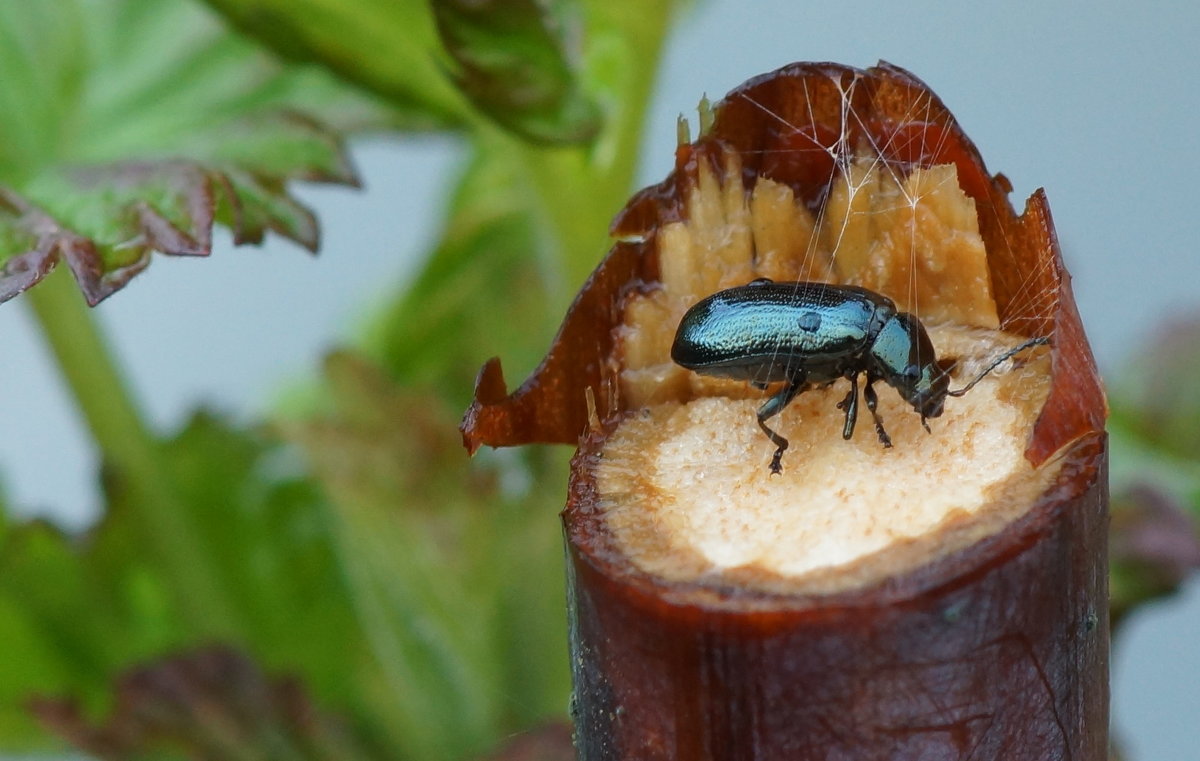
xmin=601 ymin=144 xmax=1057 ymax=597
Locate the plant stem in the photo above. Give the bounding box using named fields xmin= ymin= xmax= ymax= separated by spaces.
xmin=521 ymin=0 xmax=678 ymax=302
xmin=26 ymin=266 xmax=236 ymax=633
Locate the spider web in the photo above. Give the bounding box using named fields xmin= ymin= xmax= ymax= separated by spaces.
xmin=695 ymin=65 xmax=1060 ymax=390
xmin=739 ymin=70 xmax=1056 ymax=332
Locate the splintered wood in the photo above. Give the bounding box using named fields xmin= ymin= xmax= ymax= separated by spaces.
xmin=600 ymin=147 xmax=1056 ymax=596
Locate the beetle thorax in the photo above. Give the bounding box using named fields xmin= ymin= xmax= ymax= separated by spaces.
xmin=868 ymin=313 xmax=948 ymax=418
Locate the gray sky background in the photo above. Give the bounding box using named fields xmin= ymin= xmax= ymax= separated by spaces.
xmin=0 ymin=1 xmax=1196 ymax=757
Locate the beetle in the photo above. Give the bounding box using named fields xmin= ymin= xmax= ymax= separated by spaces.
xmin=670 ymin=279 xmax=1048 ymax=474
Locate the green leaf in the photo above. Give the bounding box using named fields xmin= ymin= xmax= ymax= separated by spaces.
xmin=432 ymin=0 xmax=601 ymax=143
xmin=200 ymin=0 xmax=472 ymax=126
xmin=0 ymin=398 xmax=568 ymax=759
xmin=282 ymin=353 xmax=570 ymax=761
xmin=0 ymin=414 xmax=376 ymax=752
xmin=0 ymin=0 xmax=390 ymax=305
xmin=200 ymin=0 xmax=680 ymax=290
xmin=0 ymin=523 xmax=91 ymax=748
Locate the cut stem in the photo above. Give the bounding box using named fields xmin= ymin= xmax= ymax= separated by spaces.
xmin=460 ymin=61 xmax=1111 ymax=760
xmin=567 ymin=433 xmax=1108 ymax=760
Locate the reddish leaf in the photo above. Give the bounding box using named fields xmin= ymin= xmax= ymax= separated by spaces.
xmin=1110 ymin=484 xmax=1200 ymax=626
xmin=30 ymin=646 xmax=377 ymax=761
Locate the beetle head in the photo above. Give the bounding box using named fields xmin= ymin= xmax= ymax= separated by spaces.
xmin=870 ymin=313 xmax=951 ymax=421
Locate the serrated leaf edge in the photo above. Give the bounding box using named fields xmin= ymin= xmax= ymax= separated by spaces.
xmin=0 ymin=152 xmax=354 ymax=306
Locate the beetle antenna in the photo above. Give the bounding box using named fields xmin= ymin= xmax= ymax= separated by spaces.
xmin=946 ymin=336 xmax=1050 ymax=398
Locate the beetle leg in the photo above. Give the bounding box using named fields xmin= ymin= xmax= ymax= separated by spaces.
xmin=863 ymin=379 xmax=893 ymax=448
xmin=750 ymin=380 xmax=769 ymax=391
xmin=836 ymin=372 xmax=859 ymax=440
xmin=756 ymin=373 xmax=806 ymax=475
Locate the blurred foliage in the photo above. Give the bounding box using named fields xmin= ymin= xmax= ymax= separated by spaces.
xmin=1109 ymin=313 xmax=1200 ymax=464
xmin=476 ymin=722 xmax=574 ymax=761
xmin=0 ymin=0 xmax=675 ymax=758
xmin=201 ymin=0 xmax=471 ymax=129
xmin=363 ymin=136 xmax=554 ymax=393
xmin=1108 ymin=313 xmax=1200 ymax=625
xmin=0 ymin=412 xmax=368 ymax=748
xmin=282 ymin=353 xmax=571 ymax=759
xmin=431 ymin=0 xmax=602 ymax=143
xmin=1109 ymin=484 xmax=1200 ymax=628
xmin=31 ymin=646 xmax=385 ymax=761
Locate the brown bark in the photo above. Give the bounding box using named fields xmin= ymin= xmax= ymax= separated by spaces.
xmin=462 ymin=62 xmax=1108 ymax=760
xmin=565 ymin=432 xmax=1107 ymax=760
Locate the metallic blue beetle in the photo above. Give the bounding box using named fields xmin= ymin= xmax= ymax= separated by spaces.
xmin=671 ymin=279 xmax=1047 ymax=473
